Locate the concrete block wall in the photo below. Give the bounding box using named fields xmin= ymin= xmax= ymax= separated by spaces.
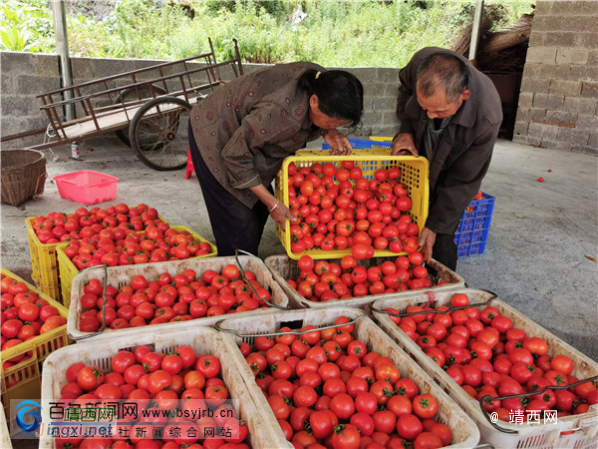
xmin=514 ymin=0 xmax=598 ymax=154
xmin=1 ymin=52 xmax=400 ymax=151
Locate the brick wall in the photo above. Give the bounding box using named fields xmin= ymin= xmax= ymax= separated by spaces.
xmin=514 ymin=0 xmax=598 ymax=153
xmin=1 ymin=52 xmax=400 ymax=150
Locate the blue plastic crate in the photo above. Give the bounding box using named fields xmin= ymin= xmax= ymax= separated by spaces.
xmin=454 ymin=193 xmax=495 ymax=257
xmin=322 ymin=137 xmax=392 ymax=150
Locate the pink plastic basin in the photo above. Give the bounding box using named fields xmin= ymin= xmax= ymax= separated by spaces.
xmin=54 ymin=170 xmax=119 ymax=205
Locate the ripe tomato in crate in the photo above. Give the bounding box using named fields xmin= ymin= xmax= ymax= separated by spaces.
xmin=371 ymin=289 xmax=598 ymax=448
xmin=40 ymin=324 xmax=282 ymax=448
xmin=217 ymin=307 xmax=480 ymax=447
xmin=275 ymin=147 xmax=429 ymax=260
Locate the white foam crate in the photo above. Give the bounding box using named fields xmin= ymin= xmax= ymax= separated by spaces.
xmin=40 ymin=325 xmax=285 ymax=448
xmin=218 ymin=306 xmax=480 ymax=448
xmin=265 ymin=255 xmax=465 ymax=310
xmin=372 ymin=288 xmax=598 ymax=449
xmin=67 ymin=255 xmax=289 ymax=341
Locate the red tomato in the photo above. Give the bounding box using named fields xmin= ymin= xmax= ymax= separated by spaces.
xmin=429 ymin=423 xmax=452 ymax=446
xmin=396 ymin=414 xmax=423 ymax=441
xmin=77 ymin=366 xmax=105 ymax=390
xmin=491 ymin=315 xmax=513 ymax=333
xmin=1 ymin=319 xmax=23 ymax=338
xmin=387 ymin=395 xmax=413 ymax=418
xmin=450 ymin=293 xmax=470 ymax=307
xmin=111 ymin=351 xmax=136 ymax=374
xmin=204 ymin=384 xmax=228 ymax=407
xmin=196 ymin=355 xmax=220 ymax=378
xmin=413 ymin=394 xmax=439 ymax=419
xmin=309 ymin=410 xmax=335 ymax=440
xmin=331 ymin=424 xmax=361 ymax=449
xmin=330 ymin=393 xmax=356 ymax=421
xmin=394 ymin=378 xmax=420 ymax=400
xmin=161 ymin=354 xmax=183 ymax=375
xmin=268 ymin=395 xmax=290 ymax=420
xmin=550 ymin=355 xmax=574 ymax=375
xmin=522 ymin=337 xmax=548 ymax=356
xmin=413 ymin=432 xmax=443 ymax=449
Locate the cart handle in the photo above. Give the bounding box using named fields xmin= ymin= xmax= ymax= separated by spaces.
xmin=37 ymin=51 xmax=221 ymax=98
xmin=214 ymin=313 xmax=368 ymax=338
xmin=478 ymin=374 xmax=598 ymax=433
xmin=233 ymin=249 xmax=290 ymax=311
xmin=38 ymin=59 xmax=236 ymax=110
xmin=370 ymin=289 xmax=498 ymax=318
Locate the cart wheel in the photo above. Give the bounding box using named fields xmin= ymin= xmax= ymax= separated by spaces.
xmin=129 ymin=96 xmax=191 ymax=171
xmin=113 ymin=85 xmax=166 ymax=148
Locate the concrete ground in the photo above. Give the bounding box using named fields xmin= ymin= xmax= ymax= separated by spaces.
xmin=1 ymin=136 xmax=597 ymax=369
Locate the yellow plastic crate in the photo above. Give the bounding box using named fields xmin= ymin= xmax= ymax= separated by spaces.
xmin=26 ymin=213 xmax=172 ymax=303
xmin=0 ymin=268 xmax=70 ymax=435
xmin=57 ymin=226 xmax=217 ymax=307
xmin=26 ymin=216 xmax=63 ymax=300
xmin=370 ymin=136 xmax=394 ymax=142
xmin=275 ymin=148 xmax=429 ymax=260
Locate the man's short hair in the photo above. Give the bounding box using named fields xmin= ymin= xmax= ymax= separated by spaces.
xmin=416 ymin=52 xmax=470 ymax=103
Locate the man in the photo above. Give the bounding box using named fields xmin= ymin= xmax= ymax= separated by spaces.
xmin=392 ymin=47 xmax=502 ymax=270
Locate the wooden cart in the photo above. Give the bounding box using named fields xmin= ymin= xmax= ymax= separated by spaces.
xmin=2 ymin=39 xmax=243 ymax=171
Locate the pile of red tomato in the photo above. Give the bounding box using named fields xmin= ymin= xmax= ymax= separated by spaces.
xmin=238 ymin=316 xmax=451 ymax=449
xmin=285 ymin=162 xmax=420 ymax=258
xmin=78 ymin=265 xmax=274 ymax=333
xmin=31 ymin=204 xmax=166 ymax=244
xmin=61 ymin=227 xmax=213 ymax=270
xmin=56 ymin=347 xmax=249 ymax=449
xmin=287 ymin=254 xmax=442 ymax=302
xmin=384 ymin=293 xmax=598 ymax=421
xmin=1 ymin=273 xmax=67 ymax=370
xmin=32 ymin=203 xmax=213 ymax=269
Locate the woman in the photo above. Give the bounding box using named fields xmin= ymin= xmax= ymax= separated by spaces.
xmin=189 ymin=61 xmax=364 ymax=256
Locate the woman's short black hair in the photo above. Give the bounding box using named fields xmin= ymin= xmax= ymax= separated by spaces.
xmin=297 ymin=69 xmax=364 ymax=127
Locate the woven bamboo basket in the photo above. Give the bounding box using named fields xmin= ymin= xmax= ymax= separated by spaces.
xmin=1 ymin=149 xmax=47 ymax=206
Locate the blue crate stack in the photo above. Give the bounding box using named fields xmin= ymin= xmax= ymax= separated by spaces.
xmin=322 ymin=138 xmax=392 ymax=150
xmin=454 ymin=193 xmax=496 ymax=257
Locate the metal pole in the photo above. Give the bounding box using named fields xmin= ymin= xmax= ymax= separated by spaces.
xmin=469 ymin=0 xmax=485 ymax=63
xmin=50 ymin=0 xmax=76 ymax=121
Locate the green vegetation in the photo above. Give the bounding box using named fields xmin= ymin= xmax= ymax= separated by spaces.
xmin=1 ymin=0 xmax=533 ymax=68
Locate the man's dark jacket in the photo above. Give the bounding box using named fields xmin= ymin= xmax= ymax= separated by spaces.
xmin=396 ymin=47 xmax=502 ymax=235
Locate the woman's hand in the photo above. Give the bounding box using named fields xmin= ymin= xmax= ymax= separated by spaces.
xmin=418 ymin=226 xmax=436 ymax=264
xmin=323 ymin=129 xmax=353 ymax=156
xmin=249 ymin=184 xmax=297 ymax=231
xmin=392 ymin=133 xmax=419 ymax=156
xmin=269 ymin=200 xmax=297 ymax=231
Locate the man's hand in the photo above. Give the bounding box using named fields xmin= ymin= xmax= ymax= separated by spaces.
xmin=419 ymin=226 xmax=436 ymax=264
xmin=392 ymin=133 xmax=419 ymax=157
xmin=270 ymin=201 xmax=297 ymax=232
xmin=323 ymin=129 xmax=352 ymax=156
